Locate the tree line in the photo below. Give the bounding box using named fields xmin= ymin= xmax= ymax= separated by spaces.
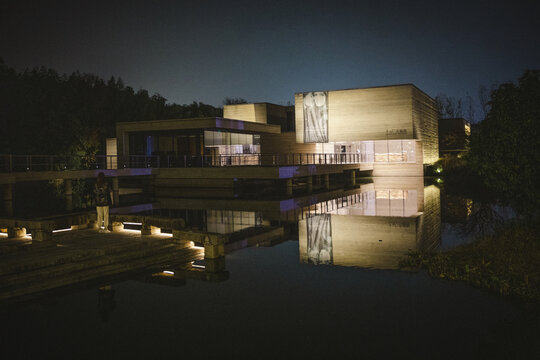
xmin=438 ymin=70 xmax=540 ymax=216
xmin=0 ymin=58 xmax=223 ymax=157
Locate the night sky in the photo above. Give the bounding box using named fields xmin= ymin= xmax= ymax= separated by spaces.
xmin=2 ymin=0 xmax=539 ymax=108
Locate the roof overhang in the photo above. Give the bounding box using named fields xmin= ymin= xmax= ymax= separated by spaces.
xmin=116 ymin=117 xmax=281 ymax=135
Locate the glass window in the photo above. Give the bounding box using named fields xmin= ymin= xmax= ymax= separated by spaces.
xmin=402 ymin=140 xmax=415 ymax=163
xmin=374 ymin=141 xmax=388 ymax=162
xmin=204 ymin=131 xmax=214 ymax=146
xmin=388 ymin=140 xmax=403 ymax=162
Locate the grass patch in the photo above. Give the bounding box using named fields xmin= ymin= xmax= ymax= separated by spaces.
xmin=400 ymin=221 xmax=540 ymax=302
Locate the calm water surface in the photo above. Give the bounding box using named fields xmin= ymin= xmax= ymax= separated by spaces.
xmin=1 ymin=178 xmax=539 ymax=359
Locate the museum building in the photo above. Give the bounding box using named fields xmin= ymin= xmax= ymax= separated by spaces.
xmin=112 ymin=84 xmax=438 ymax=177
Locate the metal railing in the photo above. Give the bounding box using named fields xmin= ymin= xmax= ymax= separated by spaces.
xmin=0 ymin=155 xmax=160 ymax=173
xmin=0 ymin=153 xmax=369 ymax=172
xmin=160 ymin=153 xmax=367 ymax=167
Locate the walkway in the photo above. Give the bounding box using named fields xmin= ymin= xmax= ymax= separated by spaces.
xmin=0 ymin=228 xmax=204 ymax=301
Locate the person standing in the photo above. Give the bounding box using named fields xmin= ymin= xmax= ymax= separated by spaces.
xmin=94 ymin=172 xmax=113 ymax=232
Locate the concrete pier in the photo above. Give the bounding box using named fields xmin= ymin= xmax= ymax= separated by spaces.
xmin=3 ymin=184 xmax=13 ymax=216
xmin=64 ymin=179 xmax=73 ymax=212
xmin=112 ymin=177 xmax=120 ymax=205
xmin=306 ymin=176 xmax=313 ymax=193
xmin=7 ymin=227 xmax=26 ymax=238
xmin=141 ymin=223 xmax=160 ymax=235
xmin=203 ymin=234 xmax=225 ymax=259
xmin=281 ymin=178 xmax=293 ymax=197
xmin=323 ymin=174 xmax=330 ymax=190
xmin=346 ymin=169 xmax=356 ymax=187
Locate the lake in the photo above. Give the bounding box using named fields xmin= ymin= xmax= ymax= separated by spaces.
xmin=1 ymin=177 xmax=538 ymax=358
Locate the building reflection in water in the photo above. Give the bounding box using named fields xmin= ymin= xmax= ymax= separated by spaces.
xmin=299 ymin=177 xmax=441 ymax=269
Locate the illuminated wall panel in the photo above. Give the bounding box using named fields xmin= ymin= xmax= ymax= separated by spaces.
xmin=295 ymin=84 xmax=439 ymax=165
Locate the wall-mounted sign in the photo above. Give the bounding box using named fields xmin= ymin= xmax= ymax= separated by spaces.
xmin=386 ymin=128 xmax=408 ymax=135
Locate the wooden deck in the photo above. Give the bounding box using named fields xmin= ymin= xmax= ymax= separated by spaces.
xmin=0 ymin=229 xmax=204 ymax=302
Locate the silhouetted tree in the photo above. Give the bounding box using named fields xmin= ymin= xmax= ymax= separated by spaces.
xmin=223 ymin=97 xmax=248 ymax=105
xmin=468 ymin=70 xmax=540 ymax=215
xmin=0 ymin=59 xmax=222 ymax=156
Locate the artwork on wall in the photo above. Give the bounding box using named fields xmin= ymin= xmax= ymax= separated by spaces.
xmin=307 ymin=214 xmax=333 ymax=265
xmin=303 ymin=91 xmax=328 ymax=143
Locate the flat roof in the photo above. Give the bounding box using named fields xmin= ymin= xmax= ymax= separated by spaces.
xmin=294 ymin=83 xmax=434 ymax=100
xmin=116 ymin=117 xmax=281 ymax=135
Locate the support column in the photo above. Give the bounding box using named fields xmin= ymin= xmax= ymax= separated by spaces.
xmin=203 ymin=256 xmax=229 ymax=282
xmin=112 ymin=177 xmax=119 ymax=206
xmin=306 ymin=176 xmax=313 ymax=194
xmin=203 ymin=234 xmax=225 ymax=259
xmin=281 ymin=178 xmax=293 ymax=197
xmin=3 ymin=183 xmax=13 ymax=217
xmin=141 ymin=222 xmax=160 ymax=235
xmin=205 ymin=256 xmax=226 ymax=273
xmin=111 ymin=222 xmax=124 ymax=232
xmin=347 ymin=169 xmax=356 ymax=187
xmin=323 ymin=174 xmax=330 ymax=190
xmin=7 ymin=227 xmax=26 ymax=238
xmin=145 ymin=176 xmax=156 ymax=198
xmin=64 ymin=179 xmax=73 ymax=212
xmin=30 ymin=229 xmax=53 ymax=241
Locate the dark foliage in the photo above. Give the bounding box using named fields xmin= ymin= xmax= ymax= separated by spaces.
xmin=401 ymin=221 xmax=540 ymax=302
xmin=0 ymin=58 xmax=222 ymax=156
xmin=223 ymin=97 xmax=248 ymax=105
xmin=468 ymin=70 xmax=540 ymax=215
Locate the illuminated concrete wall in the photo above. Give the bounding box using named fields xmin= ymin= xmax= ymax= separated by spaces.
xmin=295 ymin=84 xmax=439 ymax=164
xmin=260 ymin=132 xmax=316 ymax=155
xmin=223 ymin=103 xmax=293 ymax=125
xmin=411 ymin=86 xmax=439 ymax=163
xmin=298 ymin=179 xmax=441 ymax=269
xmin=223 ymin=103 xmax=268 ymax=123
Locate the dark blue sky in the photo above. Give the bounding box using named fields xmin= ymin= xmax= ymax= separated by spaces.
xmin=2 ymin=0 xmax=539 ymax=108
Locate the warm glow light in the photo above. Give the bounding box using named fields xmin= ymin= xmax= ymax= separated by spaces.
xmin=53 ymin=228 xmax=72 ymax=233
xmin=192 ymin=245 xmax=204 ymax=250
xmin=192 ymin=264 xmax=205 ymax=269
xmin=122 ymin=222 xmax=142 ymax=225
xmin=122 ymin=229 xmax=141 ymax=233
xmin=163 ymin=270 xmax=174 ymax=275
xmin=0 ymin=233 xmax=7 ymax=237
